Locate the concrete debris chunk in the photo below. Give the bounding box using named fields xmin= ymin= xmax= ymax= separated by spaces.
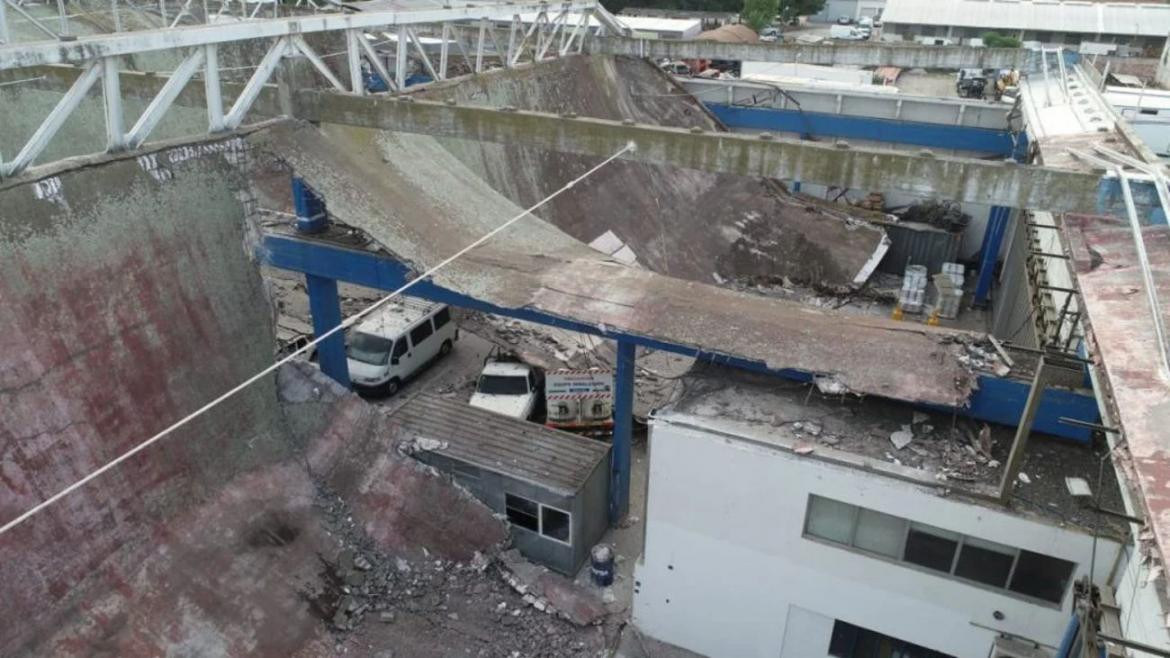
xmin=1018 ymin=472 xmax=1032 ymax=484
xmin=398 ymin=436 xmax=449 ymax=455
xmin=814 ymin=376 xmax=849 ymax=395
xmin=978 ymin=424 xmax=993 ymax=457
xmin=890 ymin=425 xmax=914 ymax=450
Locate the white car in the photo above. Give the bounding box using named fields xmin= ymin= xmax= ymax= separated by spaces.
xmin=469 ymin=360 xmax=541 ymax=420
xmin=346 ymin=297 xmax=458 ymax=396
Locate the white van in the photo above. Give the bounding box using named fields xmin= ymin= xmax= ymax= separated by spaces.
xmin=346 ymin=297 xmax=458 ymax=395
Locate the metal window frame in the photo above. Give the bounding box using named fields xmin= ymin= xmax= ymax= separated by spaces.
xmin=801 ymin=494 xmax=1075 ymax=609
xmin=504 ymin=491 xmax=573 ymax=546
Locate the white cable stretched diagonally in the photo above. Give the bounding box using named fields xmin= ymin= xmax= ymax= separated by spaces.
xmin=0 ymin=141 xmax=636 ymax=538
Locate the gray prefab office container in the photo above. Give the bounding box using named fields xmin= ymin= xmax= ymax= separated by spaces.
xmin=388 ymin=393 xmax=611 ymax=576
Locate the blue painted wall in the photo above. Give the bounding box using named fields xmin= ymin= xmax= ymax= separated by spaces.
xmin=261 ymin=234 xmax=1096 ymax=442
xmin=704 ymin=103 xmax=1028 ymax=158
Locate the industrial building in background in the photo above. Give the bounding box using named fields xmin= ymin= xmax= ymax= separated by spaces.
xmin=0 ymin=1 xmax=1169 ymax=657
xmin=881 ymin=0 xmax=1170 ymax=52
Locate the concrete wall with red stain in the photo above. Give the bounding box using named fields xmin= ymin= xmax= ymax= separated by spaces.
xmin=0 ymin=138 xmax=509 ymax=656
xmin=0 ymin=141 xmax=288 ymax=655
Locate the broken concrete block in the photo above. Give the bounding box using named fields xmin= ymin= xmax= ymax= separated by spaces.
xmin=890 ymin=425 xmax=914 ymax=450
xmin=338 ymin=549 xmax=355 ymax=572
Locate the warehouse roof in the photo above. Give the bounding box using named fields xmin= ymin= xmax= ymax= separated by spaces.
xmin=882 ymin=0 xmax=1170 ymax=37
xmin=388 ymin=393 xmax=610 ymax=494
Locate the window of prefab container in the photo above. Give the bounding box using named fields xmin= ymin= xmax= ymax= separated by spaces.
xmin=805 ymin=495 xmax=857 ymax=545
xmin=505 ymin=494 xmax=540 ymax=532
xmin=1009 ymin=550 xmax=1076 ymax=604
xmin=432 ymin=307 xmax=451 ymax=329
xmin=505 ymin=493 xmax=572 ymax=545
xmin=541 ymin=506 xmax=571 ymax=543
xmin=409 ymin=320 xmax=433 ymax=347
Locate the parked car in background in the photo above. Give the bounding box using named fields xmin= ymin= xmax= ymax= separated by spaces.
xmin=830 ymin=24 xmax=867 ymax=40
xmin=759 ymin=26 xmax=781 ymax=42
xmin=659 ymin=60 xmax=692 ymax=76
xmin=346 ymin=298 xmax=458 ymax=396
xmin=837 ymin=15 xmax=853 ymax=24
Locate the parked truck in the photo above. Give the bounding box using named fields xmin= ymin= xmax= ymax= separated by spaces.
xmin=544 ymin=369 xmax=615 ymax=435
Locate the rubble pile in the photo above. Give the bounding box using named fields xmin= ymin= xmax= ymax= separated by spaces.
xmin=305 ymin=485 xmax=612 ymax=656
xmin=899 ymin=200 xmax=971 ymax=233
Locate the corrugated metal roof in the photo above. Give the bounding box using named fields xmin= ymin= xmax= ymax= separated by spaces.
xmin=388 ymin=393 xmax=610 ymax=494
xmin=883 ymin=0 xmax=1170 ymax=37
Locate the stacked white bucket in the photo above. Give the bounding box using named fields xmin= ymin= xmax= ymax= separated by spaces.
xmin=934 ymin=263 xmax=965 ymax=319
xmin=899 ymin=264 xmax=929 ymax=314
xmin=899 ymin=262 xmax=965 ymax=317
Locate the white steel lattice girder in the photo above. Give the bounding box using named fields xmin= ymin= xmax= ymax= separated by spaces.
xmin=0 ymin=0 xmax=598 ymax=70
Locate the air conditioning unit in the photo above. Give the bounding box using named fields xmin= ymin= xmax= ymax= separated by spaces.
xmin=992 ymin=636 xmax=1050 ymax=658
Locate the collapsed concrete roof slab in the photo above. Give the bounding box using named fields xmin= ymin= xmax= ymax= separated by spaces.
xmin=1063 ymin=214 xmax=1170 ymax=573
xmin=251 ymin=121 xmax=983 ymax=407
xmin=406 ymin=55 xmax=890 ymax=289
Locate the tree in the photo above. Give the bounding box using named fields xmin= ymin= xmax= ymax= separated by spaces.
xmin=778 ymin=0 xmax=826 ymax=21
xmin=981 ymin=31 xmax=1023 ymax=48
xmin=742 ymin=0 xmax=780 ymax=32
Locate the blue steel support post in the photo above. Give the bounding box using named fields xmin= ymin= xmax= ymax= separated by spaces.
xmin=974 ymin=205 xmax=1012 ymax=305
xmin=1054 ymin=614 xmax=1079 ymax=658
xmin=610 ymin=340 xmax=635 ymax=526
xmin=306 ymin=274 xmax=350 ymax=388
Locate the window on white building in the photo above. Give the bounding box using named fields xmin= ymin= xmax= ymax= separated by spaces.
xmin=903 ymin=523 xmax=960 ymax=573
xmin=829 ymin=620 xmax=955 ymax=658
xmin=853 ymin=509 xmax=904 ymax=558
xmin=504 ymin=493 xmax=573 ymax=545
xmin=955 ymin=537 xmax=1015 ymax=588
xmin=807 ymin=496 xmax=856 ymax=544
xmin=803 ymin=495 xmax=1076 ymax=605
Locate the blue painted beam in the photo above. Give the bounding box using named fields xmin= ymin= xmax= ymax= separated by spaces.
xmin=305 ymin=273 xmax=350 ymax=387
xmin=704 ymin=103 xmax=1026 ymax=157
xmin=260 ymin=234 xmax=1095 ymax=442
xmin=974 ymin=205 xmax=1012 ymax=305
xmin=611 ymin=340 xmax=635 ymax=525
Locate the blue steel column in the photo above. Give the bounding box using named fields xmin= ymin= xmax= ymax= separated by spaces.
xmin=306 ymin=275 xmax=350 ymax=387
xmin=974 ymin=205 xmax=1012 ymax=305
xmin=610 ymin=340 xmax=635 ymax=525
